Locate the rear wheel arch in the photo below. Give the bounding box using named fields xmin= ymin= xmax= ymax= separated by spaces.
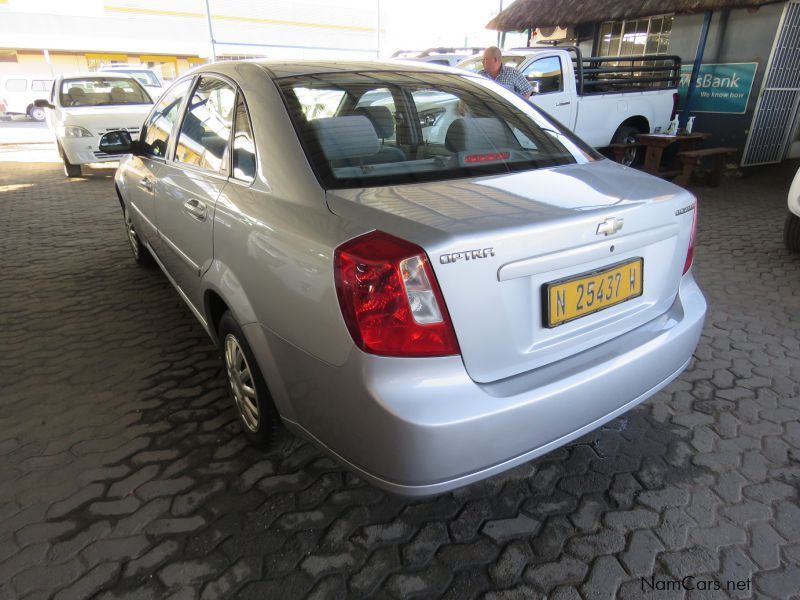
xmin=618 ymin=115 xmax=650 ymax=136
xmin=204 ymin=289 xmax=230 ymax=346
xmin=611 ymin=117 xmax=650 ymax=167
xmin=114 ymin=184 xmax=125 ymax=211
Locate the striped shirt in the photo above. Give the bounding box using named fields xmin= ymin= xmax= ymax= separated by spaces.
xmin=478 ymin=65 xmax=534 ymax=98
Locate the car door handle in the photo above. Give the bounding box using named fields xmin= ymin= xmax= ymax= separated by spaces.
xmin=138 ymin=177 xmax=154 ymax=192
xmin=183 ymin=198 xmax=207 ymax=221
xmin=556 ymin=101 xmax=571 ymax=106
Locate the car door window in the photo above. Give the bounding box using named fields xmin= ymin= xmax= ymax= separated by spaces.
xmin=231 ymin=93 xmax=255 ymax=183
xmin=523 ymin=57 xmax=563 ymax=94
xmin=174 ymin=76 xmax=235 ymax=173
xmin=141 ymin=79 xmax=192 ymax=159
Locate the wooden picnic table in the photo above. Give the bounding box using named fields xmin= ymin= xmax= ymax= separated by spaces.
xmin=636 ymin=132 xmax=713 ymax=175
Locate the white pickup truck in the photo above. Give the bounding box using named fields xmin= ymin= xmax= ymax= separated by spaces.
xmin=515 ymin=47 xmax=681 ymax=164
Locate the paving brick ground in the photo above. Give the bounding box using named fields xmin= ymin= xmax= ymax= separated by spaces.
xmin=1 ymin=151 xmax=799 ymax=600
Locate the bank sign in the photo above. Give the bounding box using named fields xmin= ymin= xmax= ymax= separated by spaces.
xmin=678 ymin=62 xmax=758 ymax=114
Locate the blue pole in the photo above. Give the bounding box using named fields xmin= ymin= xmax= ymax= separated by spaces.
xmin=681 ymin=10 xmax=713 ymax=130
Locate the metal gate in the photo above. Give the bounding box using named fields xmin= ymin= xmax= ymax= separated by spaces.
xmin=741 ymin=1 xmax=800 ymax=166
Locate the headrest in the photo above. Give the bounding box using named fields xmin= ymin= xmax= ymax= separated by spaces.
xmin=354 ymin=106 xmax=395 ymax=139
xmin=445 ymin=117 xmax=520 ymax=153
xmin=109 ymin=86 xmax=127 ymax=102
xmin=310 ymin=116 xmax=380 ymax=162
xmin=68 ymin=87 xmax=85 ymax=97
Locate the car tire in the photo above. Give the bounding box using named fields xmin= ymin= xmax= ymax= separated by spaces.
xmin=56 ymin=142 xmax=82 ymax=178
xmin=611 ymin=124 xmax=643 ymax=167
xmin=785 ymin=212 xmax=800 ymax=253
xmin=28 ymin=106 xmax=46 ymax=122
xmin=219 ymin=311 xmax=280 ymax=446
xmin=123 ymin=206 xmax=154 ymax=266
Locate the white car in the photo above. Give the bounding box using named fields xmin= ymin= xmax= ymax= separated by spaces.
xmin=98 ymin=65 xmax=166 ymax=98
xmin=36 ymin=73 xmax=153 ymax=177
xmin=786 ymin=166 xmax=800 ymax=252
xmin=0 ymin=75 xmax=54 ymax=121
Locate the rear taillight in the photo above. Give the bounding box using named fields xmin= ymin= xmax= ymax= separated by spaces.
xmin=683 ymin=203 xmax=697 ymax=274
xmin=334 ymin=231 xmax=460 ymax=357
xmin=671 ymin=92 xmax=679 ymax=121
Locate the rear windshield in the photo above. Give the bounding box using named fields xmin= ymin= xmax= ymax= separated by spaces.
xmin=275 ymin=70 xmax=599 ymax=189
xmin=60 ymin=77 xmax=152 ymax=107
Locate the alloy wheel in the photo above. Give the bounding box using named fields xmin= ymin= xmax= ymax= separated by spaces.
xmin=224 ymin=333 xmax=260 ymax=432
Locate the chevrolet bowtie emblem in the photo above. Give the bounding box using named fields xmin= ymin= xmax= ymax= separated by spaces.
xmin=596 ymin=217 xmax=624 ymax=236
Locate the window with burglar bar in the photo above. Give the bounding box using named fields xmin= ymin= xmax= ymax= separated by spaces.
xmin=597 ymin=14 xmax=673 ymax=57
xmin=595 ymin=14 xmax=675 ymax=88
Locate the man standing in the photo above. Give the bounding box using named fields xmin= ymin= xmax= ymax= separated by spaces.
xmin=478 ymin=46 xmax=534 ymax=99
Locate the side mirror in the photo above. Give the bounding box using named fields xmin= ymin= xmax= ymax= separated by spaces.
xmin=34 ymin=99 xmax=54 ymax=109
xmin=530 ymin=81 xmax=541 ymax=95
xmin=99 ymin=130 xmax=135 ymax=155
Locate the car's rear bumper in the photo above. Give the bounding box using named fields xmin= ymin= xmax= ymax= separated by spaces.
xmin=246 ymin=271 xmax=706 ymax=497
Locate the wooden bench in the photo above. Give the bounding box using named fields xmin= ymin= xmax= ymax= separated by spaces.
xmin=607 ymin=142 xmax=643 ymax=164
xmin=675 ymin=147 xmax=737 ymax=187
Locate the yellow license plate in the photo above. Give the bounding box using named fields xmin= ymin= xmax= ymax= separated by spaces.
xmin=544 ymin=258 xmax=643 ymax=327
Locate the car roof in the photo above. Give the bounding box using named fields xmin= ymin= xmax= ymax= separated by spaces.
xmin=193 ymin=59 xmax=466 ymax=80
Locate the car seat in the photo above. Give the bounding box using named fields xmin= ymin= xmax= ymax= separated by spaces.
xmin=445 ymin=117 xmax=521 ymax=153
xmin=353 ymin=106 xmax=406 ymax=164
xmin=109 ymin=86 xmax=128 ymax=104
xmin=311 ymin=115 xmax=380 ymax=167
xmin=67 ymin=87 xmax=86 ymax=106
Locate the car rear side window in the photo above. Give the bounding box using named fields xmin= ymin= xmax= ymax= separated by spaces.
xmin=231 ymin=94 xmax=255 ymax=183
xmin=5 ymin=79 xmax=26 ymax=92
xmin=31 ymin=80 xmax=52 ymax=92
xmin=141 ymin=79 xmax=191 ymax=159
xmin=174 ymin=76 xmax=235 ymax=173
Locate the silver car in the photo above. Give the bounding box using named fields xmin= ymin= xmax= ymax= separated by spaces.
xmin=106 ymin=60 xmax=707 ymax=497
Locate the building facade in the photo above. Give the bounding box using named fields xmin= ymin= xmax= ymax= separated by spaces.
xmin=563 ymin=1 xmax=800 ymax=166
xmin=0 ymin=0 xmax=380 ymax=82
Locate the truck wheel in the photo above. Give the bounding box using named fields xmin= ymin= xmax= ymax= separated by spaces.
xmin=612 ymin=124 xmax=642 ymax=167
xmin=28 ymin=105 xmax=46 ymax=121
xmin=785 ymin=212 xmax=800 ymax=253
xmin=219 ymin=311 xmax=280 ymax=446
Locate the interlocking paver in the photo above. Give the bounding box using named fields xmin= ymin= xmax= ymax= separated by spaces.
xmin=0 ymin=152 xmax=798 ymax=599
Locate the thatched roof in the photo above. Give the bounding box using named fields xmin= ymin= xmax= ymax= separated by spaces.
xmin=487 ymin=0 xmax=784 ymax=31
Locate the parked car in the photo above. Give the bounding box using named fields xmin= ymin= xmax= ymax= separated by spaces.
xmin=392 ymin=47 xmax=484 ymax=67
xmin=99 ymin=65 xmax=166 ymax=98
xmin=103 ymin=60 xmax=706 ymax=496
xmin=0 ymin=75 xmax=54 ymax=121
xmin=515 ymin=47 xmax=681 ymax=165
xmin=35 ymin=72 xmax=153 ymax=177
xmin=785 ymin=165 xmax=800 ymax=252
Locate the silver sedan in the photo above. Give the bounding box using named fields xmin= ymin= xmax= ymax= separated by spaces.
xmin=106 ymin=60 xmax=707 ymax=496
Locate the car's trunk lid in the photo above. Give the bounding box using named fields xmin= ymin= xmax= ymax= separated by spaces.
xmin=327 ymin=160 xmax=696 ymax=383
